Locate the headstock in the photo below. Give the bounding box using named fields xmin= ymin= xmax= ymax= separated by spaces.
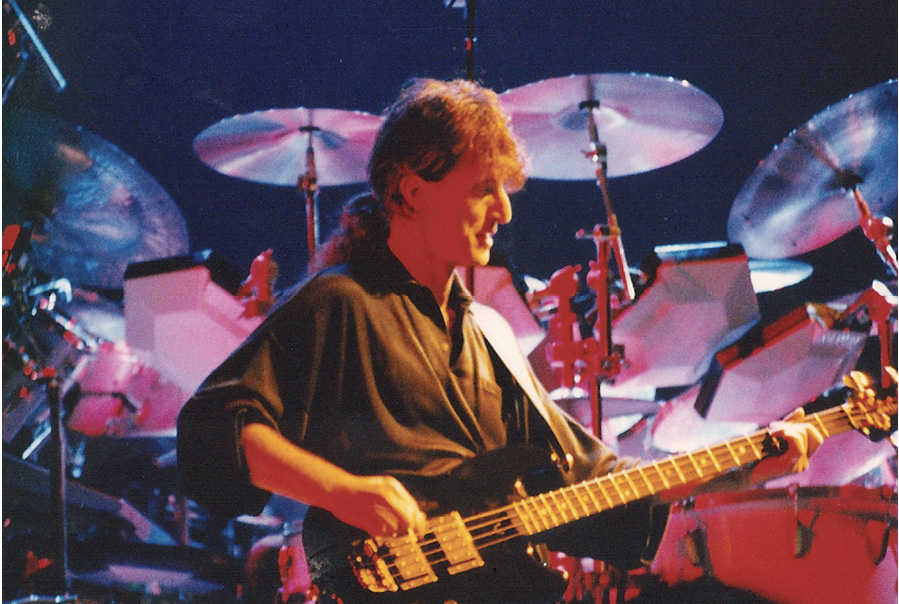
xmin=842 ymin=368 xmax=897 ymax=441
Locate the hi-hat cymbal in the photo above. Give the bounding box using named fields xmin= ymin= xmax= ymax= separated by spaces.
xmin=498 ymin=73 xmax=724 ymax=180
xmin=192 ymin=107 xmax=384 ymax=187
xmin=3 ymin=108 xmax=190 ymax=289
xmin=729 ymin=80 xmax=898 ymax=259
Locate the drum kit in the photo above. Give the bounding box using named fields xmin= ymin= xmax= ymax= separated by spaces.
xmin=3 ymin=71 xmax=897 ymax=604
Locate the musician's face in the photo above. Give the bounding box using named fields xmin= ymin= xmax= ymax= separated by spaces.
xmin=410 ymin=151 xmax=513 ymax=269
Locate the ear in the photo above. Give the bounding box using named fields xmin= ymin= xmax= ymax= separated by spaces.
xmin=397 ymin=172 xmax=426 ymax=215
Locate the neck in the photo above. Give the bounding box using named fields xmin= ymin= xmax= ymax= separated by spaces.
xmin=388 ymin=228 xmax=455 ymax=315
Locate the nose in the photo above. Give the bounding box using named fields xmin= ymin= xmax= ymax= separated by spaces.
xmin=494 ymin=187 xmax=512 ymax=225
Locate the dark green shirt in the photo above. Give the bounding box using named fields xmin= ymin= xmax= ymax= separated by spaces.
xmin=176 ymin=249 xmax=662 ymax=595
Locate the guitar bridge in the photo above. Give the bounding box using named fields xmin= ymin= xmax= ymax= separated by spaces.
xmin=350 ymin=511 xmax=486 ymax=593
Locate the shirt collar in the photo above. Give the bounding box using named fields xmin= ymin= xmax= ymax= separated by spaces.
xmin=352 ymin=247 xmax=474 ymax=316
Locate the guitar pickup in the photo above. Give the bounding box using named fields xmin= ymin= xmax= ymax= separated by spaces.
xmin=430 ymin=511 xmax=485 ymax=575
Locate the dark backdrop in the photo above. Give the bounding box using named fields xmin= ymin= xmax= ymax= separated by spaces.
xmin=5 ymin=0 xmax=897 ymax=308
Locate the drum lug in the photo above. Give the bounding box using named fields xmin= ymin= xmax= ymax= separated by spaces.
xmin=794 ymin=509 xmax=820 ymax=558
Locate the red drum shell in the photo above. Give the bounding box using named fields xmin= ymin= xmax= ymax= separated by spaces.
xmin=652 ymin=486 xmax=897 ymax=604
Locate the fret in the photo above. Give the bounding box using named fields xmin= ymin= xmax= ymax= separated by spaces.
xmin=593 ymin=481 xmax=615 ymax=508
xmin=607 ymin=474 xmax=628 ymax=502
xmin=651 ymin=460 xmax=671 ymax=489
xmin=536 ymin=492 xmax=560 ymax=528
xmin=729 ymin=436 xmax=756 ymax=462
xmin=635 ymin=465 xmax=656 ymax=495
xmin=581 ymin=481 xmax=607 ymax=511
xmin=566 ymin=489 xmax=588 ymax=519
xmin=666 ymin=457 xmax=687 ymax=484
xmin=685 ymin=452 xmax=705 ymax=478
xmin=570 ymin=483 xmax=595 ymax=516
xmin=742 ymin=435 xmax=763 ymax=460
xmin=510 ymin=501 xmax=535 ymax=534
xmin=521 ymin=495 xmax=549 ymax=533
xmin=622 ymin=470 xmax=642 ymax=499
xmin=704 ymin=446 xmax=722 ymax=472
xmin=548 ymin=490 xmax=572 ymax=523
xmin=723 ymin=439 xmax=741 ymax=465
xmin=811 ymin=412 xmax=831 ymax=437
xmin=513 ymin=498 xmax=537 ymax=534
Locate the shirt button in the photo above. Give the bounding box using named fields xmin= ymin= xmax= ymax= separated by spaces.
xmin=441 ymin=342 xmax=450 ymax=352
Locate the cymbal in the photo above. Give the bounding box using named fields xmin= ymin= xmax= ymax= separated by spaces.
xmin=498 ymin=73 xmax=724 ymax=179
xmin=192 ymin=107 xmax=384 ymax=187
xmin=729 ymin=80 xmax=898 ymax=259
xmin=3 ymin=108 xmax=190 ymax=289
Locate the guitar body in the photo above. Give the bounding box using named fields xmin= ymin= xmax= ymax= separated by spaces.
xmin=309 ymin=446 xmax=570 ymax=604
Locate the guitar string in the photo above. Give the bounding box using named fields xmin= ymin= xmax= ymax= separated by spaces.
xmin=379 ymin=404 xmax=870 ymax=578
xmin=386 ymin=406 xmax=860 ymax=573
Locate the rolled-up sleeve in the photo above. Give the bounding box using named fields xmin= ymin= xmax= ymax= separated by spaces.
xmin=176 ymin=276 xmax=347 ymax=518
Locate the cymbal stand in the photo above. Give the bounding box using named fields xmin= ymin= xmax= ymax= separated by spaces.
xmin=579 ymin=93 xmax=633 ymax=438
xmin=580 ymin=94 xmax=635 ymax=303
xmin=10 ymin=320 xmax=77 ymax=600
xmin=445 ymin=0 xmax=480 ymax=290
xmin=3 ymin=0 xmax=67 ymax=104
xmin=298 ymin=126 xmax=320 ymax=258
xmin=854 ymin=188 xmax=898 ymax=276
xmin=444 ymin=0 xmax=478 ymax=82
xmin=45 ymin=370 xmax=75 ymax=597
xmin=839 ymin=281 xmax=897 ymax=389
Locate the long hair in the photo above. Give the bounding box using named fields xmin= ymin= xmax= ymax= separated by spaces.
xmin=370 ymin=78 xmax=527 ymax=215
xmin=306 ymin=192 xmax=388 ymax=273
xmin=309 ymin=78 xmax=526 ymax=272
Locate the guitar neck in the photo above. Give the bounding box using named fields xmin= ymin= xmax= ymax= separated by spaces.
xmin=465 ymin=403 xmax=859 ymax=543
xmin=350 ymin=374 xmax=894 ymax=597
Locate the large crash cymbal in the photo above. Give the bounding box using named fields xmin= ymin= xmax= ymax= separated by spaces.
xmin=3 ymin=108 xmax=189 ymax=289
xmin=192 ymin=107 xmax=384 ymax=187
xmin=498 ymin=73 xmax=724 ymax=180
xmin=729 ymin=80 xmax=898 ymax=259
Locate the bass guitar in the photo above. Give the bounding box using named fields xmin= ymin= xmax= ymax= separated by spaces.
xmin=321 ymin=371 xmax=895 ymax=604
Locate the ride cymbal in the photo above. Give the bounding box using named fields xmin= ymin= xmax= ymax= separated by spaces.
xmin=729 ymin=80 xmax=898 ymax=259
xmin=498 ymin=72 xmax=724 ymax=180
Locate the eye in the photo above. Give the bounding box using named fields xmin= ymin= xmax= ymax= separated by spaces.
xmin=482 ymin=180 xmax=498 ymax=195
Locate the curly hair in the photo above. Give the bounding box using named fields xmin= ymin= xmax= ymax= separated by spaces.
xmin=369 ymin=78 xmax=527 ymax=215
xmin=309 ymin=79 xmax=526 ymax=273
xmin=306 ymin=192 xmax=388 ymax=273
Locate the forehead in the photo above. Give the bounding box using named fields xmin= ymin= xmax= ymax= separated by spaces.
xmin=451 ymin=149 xmax=524 ymax=190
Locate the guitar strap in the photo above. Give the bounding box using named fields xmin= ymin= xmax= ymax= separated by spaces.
xmin=469 ymin=302 xmax=567 ymax=460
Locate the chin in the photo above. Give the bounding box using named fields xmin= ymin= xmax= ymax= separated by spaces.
xmin=472 ymin=251 xmax=491 ymax=266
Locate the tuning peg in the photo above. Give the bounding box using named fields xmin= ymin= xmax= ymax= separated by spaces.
xmin=843 ymin=371 xmax=872 ymax=392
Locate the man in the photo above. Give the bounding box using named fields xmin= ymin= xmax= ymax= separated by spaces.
xmin=177 ymin=79 xmax=821 ymax=604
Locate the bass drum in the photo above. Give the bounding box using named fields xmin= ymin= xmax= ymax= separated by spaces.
xmin=651 ymin=486 xmax=897 ymax=604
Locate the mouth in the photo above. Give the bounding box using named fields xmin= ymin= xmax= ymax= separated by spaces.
xmin=477 ymin=232 xmax=494 ymax=248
